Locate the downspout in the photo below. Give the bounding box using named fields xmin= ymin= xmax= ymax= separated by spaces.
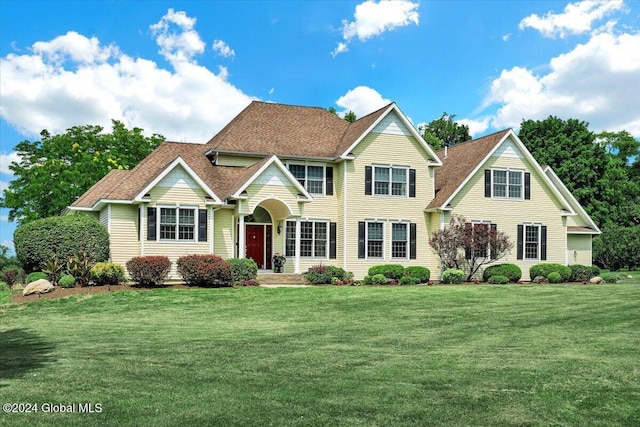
xmin=139 ymin=203 xmax=145 ymax=257
xmin=343 ymin=161 xmax=348 ymax=271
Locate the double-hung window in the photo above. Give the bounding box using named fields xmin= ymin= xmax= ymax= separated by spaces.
xmin=285 ymin=220 xmax=328 ymax=258
xmin=492 ymin=169 xmax=523 ymax=199
xmin=524 ymin=224 xmax=540 ymax=260
xmin=470 ymin=221 xmax=491 ymax=258
xmin=367 ymin=221 xmax=384 ymax=258
xmin=374 ymin=165 xmax=408 ymax=196
xmin=391 ymin=223 xmax=408 ymax=259
xmin=159 ymin=207 xmax=195 ymax=241
xmin=288 ymin=164 xmax=325 ymax=195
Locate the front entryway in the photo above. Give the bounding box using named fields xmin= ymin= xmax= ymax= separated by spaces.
xmin=245 ymin=224 xmax=272 ymax=269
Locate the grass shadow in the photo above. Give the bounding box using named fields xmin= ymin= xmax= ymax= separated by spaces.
xmin=0 ymin=328 xmax=56 ymax=387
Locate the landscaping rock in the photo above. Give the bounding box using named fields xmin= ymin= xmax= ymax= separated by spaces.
xmin=589 ymin=276 xmax=603 ymax=284
xmin=22 ymin=279 xmax=54 ymax=296
xmin=532 ymin=276 xmax=547 ymax=284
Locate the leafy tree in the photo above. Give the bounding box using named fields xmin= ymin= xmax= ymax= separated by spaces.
xmin=0 ymin=244 xmax=19 ymax=270
xmin=593 ymin=225 xmax=640 ymax=271
xmin=429 ymin=215 xmax=513 ymax=281
xmin=326 ymin=106 xmax=338 ymax=116
xmin=1 ymin=120 xmax=164 ymax=224
xmin=344 ymin=110 xmax=357 ymax=123
xmin=518 ymin=117 xmax=639 ymax=228
xmin=419 ymin=112 xmax=471 ymax=151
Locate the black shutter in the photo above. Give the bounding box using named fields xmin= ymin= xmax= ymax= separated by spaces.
xmin=524 ymin=172 xmax=531 ymax=200
xmin=137 ymin=208 xmax=141 ymax=241
xmin=358 ymin=221 xmax=366 ymax=259
xmin=490 ymin=223 xmax=497 ymax=259
xmin=516 ymin=224 xmax=523 ymax=260
xmin=198 ymin=209 xmax=207 ymax=242
xmin=409 ymin=169 xmax=416 ymax=198
xmin=329 ymin=222 xmax=337 ymax=259
xmin=540 ymin=225 xmax=547 ymax=260
xmin=409 ymin=223 xmax=417 ymax=259
xmin=484 ymin=170 xmax=492 ymax=197
xmin=464 ymin=222 xmax=472 ymax=259
xmin=325 ymin=166 xmax=334 ymax=196
xmin=365 ymin=166 xmax=372 ymax=195
xmin=147 ymin=207 xmax=157 ymax=241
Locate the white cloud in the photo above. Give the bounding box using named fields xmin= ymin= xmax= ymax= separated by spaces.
xmin=458 ymin=118 xmax=490 ymax=138
xmin=333 ymin=0 xmax=419 ymax=56
xmin=0 ymin=152 xmax=20 ymax=175
xmin=0 ymin=9 xmax=254 ymax=143
xmin=479 ymin=30 xmax=640 ymax=136
xmin=0 ymin=180 xmax=7 ymax=192
xmin=335 ymin=86 xmax=391 ymax=118
xmin=1 ymin=239 xmax=15 ymax=253
xmin=519 ymin=0 xmax=626 ymax=38
xmin=212 ymin=40 xmax=235 ymax=58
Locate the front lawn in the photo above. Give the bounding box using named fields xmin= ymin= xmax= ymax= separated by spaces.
xmin=1 ymin=285 xmax=639 ymax=426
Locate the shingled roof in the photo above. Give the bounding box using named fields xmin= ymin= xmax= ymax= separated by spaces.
xmin=206 ymin=101 xmax=393 ymax=159
xmin=427 ymin=129 xmax=511 ymax=209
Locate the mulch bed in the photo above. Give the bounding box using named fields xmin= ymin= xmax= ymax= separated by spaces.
xmin=10 ymin=283 xmax=191 ymax=304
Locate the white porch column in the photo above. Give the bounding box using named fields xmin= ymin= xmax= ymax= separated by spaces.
xmin=294 ymin=217 xmax=301 ymax=273
xmin=139 ymin=204 xmax=145 ymax=256
xmin=238 ymin=214 xmax=246 ymax=258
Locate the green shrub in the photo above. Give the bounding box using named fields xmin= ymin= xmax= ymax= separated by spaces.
xmin=593 ymin=225 xmax=640 ymax=271
xmin=487 ymin=275 xmax=509 ymax=284
xmin=399 ymin=276 xmax=418 ymax=285
xmin=67 ymin=251 xmax=94 ymax=287
xmin=227 ymin=258 xmax=258 ymax=285
xmin=529 ymin=263 xmax=571 ymax=282
xmin=26 ymin=271 xmax=47 ymax=284
xmin=90 ymin=262 xmax=126 ymax=286
xmin=601 ymin=273 xmax=618 ymax=284
xmin=0 ymin=281 xmax=9 ymax=292
xmin=14 ymin=215 xmax=109 ymax=273
xmin=568 ymin=264 xmax=600 ymax=282
xmin=1 ymin=267 xmax=22 ymax=287
xmin=305 ymin=265 xmax=347 ymax=285
xmin=371 ymin=273 xmax=388 ymax=285
xmin=126 ymin=256 xmax=172 ymax=287
xmin=441 ymin=269 xmax=465 ymax=284
xmin=368 ymin=264 xmax=405 ymax=280
xmin=482 ymin=264 xmax=522 ymax=283
xmin=58 ymin=274 xmax=76 ymax=288
xmin=177 ymin=255 xmax=231 ymax=287
xmin=547 ymin=272 xmax=563 ymax=283
xmin=404 ymin=266 xmax=430 ymax=283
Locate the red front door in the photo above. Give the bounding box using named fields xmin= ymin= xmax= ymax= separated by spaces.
xmin=246 ymin=225 xmax=265 ymax=268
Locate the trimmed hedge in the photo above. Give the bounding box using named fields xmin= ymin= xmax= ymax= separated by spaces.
xmin=399 ymin=276 xmax=418 ymax=285
xmin=90 ymin=262 xmax=126 ymax=286
xmin=59 ymin=274 xmax=76 ymax=288
xmin=568 ymin=264 xmax=600 ymax=282
xmin=26 ymin=271 xmax=47 ymax=284
xmin=126 ymin=256 xmax=171 ymax=287
xmin=601 ymin=273 xmax=618 ymax=283
xmin=368 ymin=264 xmax=405 ymax=280
xmin=547 ymin=272 xmax=563 ymax=283
xmin=14 ymin=215 xmax=109 ymax=273
xmin=305 ymin=265 xmax=348 ymax=285
xmin=364 ymin=274 xmax=388 ymax=285
xmin=482 ymin=264 xmax=522 ymax=283
xmin=177 ymin=254 xmax=232 ymax=287
xmin=529 ymin=263 xmax=571 ymax=282
xmin=228 ymin=258 xmax=258 ymax=285
xmin=487 ymin=275 xmax=509 ymax=284
xmin=404 ymin=266 xmax=430 ymax=283
xmin=441 ymin=269 xmax=464 ymax=284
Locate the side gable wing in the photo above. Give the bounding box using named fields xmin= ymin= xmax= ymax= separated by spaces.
xmin=231 ymin=155 xmax=313 ymax=201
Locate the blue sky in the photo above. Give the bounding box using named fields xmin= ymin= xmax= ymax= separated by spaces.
xmin=1 ymin=0 xmax=639 ymax=252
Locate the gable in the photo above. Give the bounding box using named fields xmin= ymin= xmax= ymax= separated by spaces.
xmin=156 ymin=165 xmax=200 ymax=189
xmin=372 ymin=111 xmax=412 ymax=136
xmin=493 ymin=139 xmax=523 ymax=159
xmin=253 ymin=163 xmax=292 ymax=187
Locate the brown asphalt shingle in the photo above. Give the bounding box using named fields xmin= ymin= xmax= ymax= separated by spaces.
xmin=427 ymin=129 xmax=511 ymax=209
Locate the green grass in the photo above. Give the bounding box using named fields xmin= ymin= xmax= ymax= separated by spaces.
xmin=1 ymin=285 xmax=639 ymax=426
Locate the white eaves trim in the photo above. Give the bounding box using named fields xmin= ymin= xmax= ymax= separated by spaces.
xmin=231 ymin=155 xmax=313 ymax=201
xmin=440 ymin=130 xmax=574 ymax=212
xmin=134 ymin=157 xmax=223 ymax=204
xmin=544 ymin=165 xmax=601 ymax=234
xmin=338 ymin=103 xmax=443 ymax=166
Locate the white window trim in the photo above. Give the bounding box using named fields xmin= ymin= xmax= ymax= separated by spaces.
xmin=491 ymin=168 xmax=524 ymax=200
xmin=365 ymin=220 xmax=385 ymax=259
xmin=373 ymin=164 xmax=409 ymax=198
xmin=286 ymin=162 xmax=326 ymax=196
xmin=390 ymin=221 xmax=410 ymax=260
xmin=157 ymin=205 xmax=198 ymax=242
xmin=285 ymin=219 xmax=329 ymax=259
xmin=524 ymin=223 xmax=541 ymax=261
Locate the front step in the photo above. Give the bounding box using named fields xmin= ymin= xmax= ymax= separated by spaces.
xmin=258 ymin=273 xmax=307 ymax=285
